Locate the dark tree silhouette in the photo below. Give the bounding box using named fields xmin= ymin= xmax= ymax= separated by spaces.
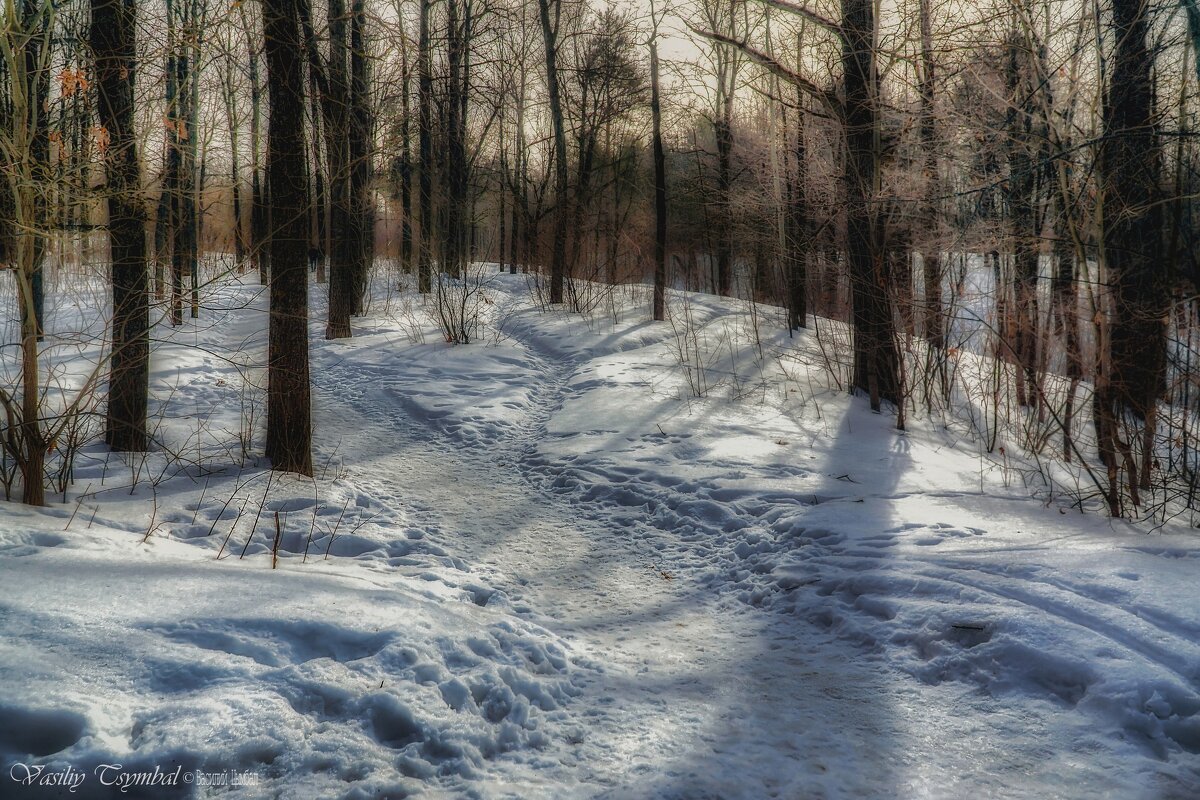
xmin=93 ymin=0 xmax=149 ymax=453
xmin=262 ymin=0 xmax=314 ymax=476
xmin=842 ymin=0 xmax=900 ymax=409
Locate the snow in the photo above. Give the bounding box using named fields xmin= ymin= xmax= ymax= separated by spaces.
xmin=1 ymin=266 xmax=1199 ymax=798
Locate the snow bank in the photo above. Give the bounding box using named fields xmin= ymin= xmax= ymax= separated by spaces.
xmin=2 ymin=269 xmax=1199 ymax=797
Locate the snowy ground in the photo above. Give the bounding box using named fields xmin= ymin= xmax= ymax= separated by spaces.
xmin=1 ymin=268 xmax=1199 ymax=799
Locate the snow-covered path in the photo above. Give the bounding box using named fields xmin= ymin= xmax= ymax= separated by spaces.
xmin=307 ymin=280 xmax=1200 ymax=798
xmin=312 ymin=307 xmax=907 ymax=798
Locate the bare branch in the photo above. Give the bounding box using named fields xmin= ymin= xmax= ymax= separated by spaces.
xmin=759 ymin=0 xmax=844 ymax=40
xmin=688 ymin=24 xmax=841 ymax=119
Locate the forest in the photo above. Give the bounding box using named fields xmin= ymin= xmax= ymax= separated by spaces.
xmin=2 ymin=0 xmax=1200 ymax=795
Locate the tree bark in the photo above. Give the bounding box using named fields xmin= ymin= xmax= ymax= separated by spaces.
xmin=918 ymin=0 xmax=941 ymax=351
xmin=93 ymin=0 xmax=150 ymax=453
xmin=222 ymin=58 xmax=247 ymax=268
xmin=842 ymin=0 xmax=899 ymax=410
xmin=349 ymin=0 xmax=372 ymax=311
xmin=241 ymin=2 xmax=269 ymax=284
xmin=1004 ymin=35 xmax=1043 ymax=408
xmin=442 ymin=0 xmax=468 ymax=278
xmin=398 ymin=29 xmax=414 ymax=272
xmin=786 ymin=81 xmax=807 ymax=330
xmin=650 ymin=30 xmax=667 ymax=322
xmin=416 ymin=0 xmax=434 ymax=294
xmin=323 ymin=0 xmax=355 ymax=337
xmin=714 ymin=114 xmax=734 ymax=297
xmin=262 ymin=0 xmax=314 ymax=476
xmin=538 ymin=0 xmax=568 ymax=304
xmin=1102 ymin=0 xmax=1165 ymax=419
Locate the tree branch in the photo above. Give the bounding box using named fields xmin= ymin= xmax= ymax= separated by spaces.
xmin=688 ymin=25 xmax=841 ymax=119
xmin=759 ymin=0 xmax=844 ymax=40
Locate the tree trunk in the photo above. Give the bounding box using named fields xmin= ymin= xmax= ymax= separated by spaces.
xmin=1053 ymin=227 xmax=1081 ymax=461
xmin=154 ymin=175 xmax=169 ymax=292
xmin=398 ymin=30 xmax=414 ymax=273
xmin=650 ymin=30 xmax=667 ymax=322
xmin=324 ymin=0 xmax=355 ymax=337
xmin=94 ymin=0 xmax=150 ymax=453
xmin=443 ymin=0 xmax=467 ymax=279
xmin=307 ymin=78 xmax=327 ymax=283
xmin=1102 ymin=0 xmax=1165 ymax=420
xmin=786 ymin=81 xmax=808 ymax=331
xmin=349 ymin=0 xmax=372 ymax=311
xmin=187 ymin=0 xmax=201 ymax=319
xmin=498 ymin=105 xmax=508 ymax=273
xmin=7 ymin=0 xmax=51 ymax=504
xmin=843 ymin=0 xmax=899 ymax=410
xmin=918 ymin=0 xmax=941 ymax=351
xmin=262 ymin=0 xmax=314 ymax=476
xmin=1004 ymin=35 xmax=1042 ymax=408
xmin=715 ymin=114 xmax=734 ymax=297
xmin=416 ymin=0 xmax=434 ymax=294
xmin=22 ymin=0 xmax=48 ymax=344
xmin=223 ymin=60 xmax=247 ymax=268
xmin=242 ymin=4 xmax=269 ymax=284
xmin=538 ymin=0 xmax=568 ymax=305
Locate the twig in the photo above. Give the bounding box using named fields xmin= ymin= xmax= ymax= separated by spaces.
xmin=271 ymin=511 xmax=282 ymax=569
xmin=239 ymin=469 xmax=275 ymax=559
xmin=63 ymin=482 xmax=91 ymax=531
xmin=141 ymin=488 xmax=159 ymax=543
xmin=324 ymin=497 xmax=352 ymax=560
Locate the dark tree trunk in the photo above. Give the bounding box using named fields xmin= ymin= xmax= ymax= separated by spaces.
xmin=417 ymin=0 xmax=434 ymax=294
xmin=398 ymin=32 xmax=414 ymax=273
xmin=302 ymin=31 xmax=328 ymax=284
xmin=443 ymin=0 xmax=468 ymax=278
xmin=187 ymin=3 xmax=200 ymax=319
xmin=223 ymin=61 xmax=247 ymax=268
xmin=323 ymin=0 xmax=355 ymax=337
xmin=715 ymin=116 xmax=734 ymax=297
xmin=12 ymin=0 xmax=51 ymax=504
xmin=539 ymin=0 xmax=568 ymax=304
xmin=262 ymin=0 xmax=313 ymax=476
xmin=651 ymin=33 xmax=667 ymax=322
xmin=1102 ymin=0 xmax=1165 ymax=419
xmin=918 ymin=0 xmax=941 ymax=350
xmin=253 ymin=174 xmax=270 ymax=284
xmin=1005 ymin=35 xmax=1043 ymax=408
xmin=94 ymin=0 xmax=150 ymax=452
xmin=786 ymin=82 xmax=807 ymax=331
xmin=242 ymin=4 xmax=269 ymax=282
xmin=1053 ymin=222 xmax=1081 ymax=460
xmin=1095 ymin=0 xmax=1164 ymax=507
xmin=307 ymin=75 xmax=327 ymax=283
xmin=511 ymin=66 xmax=530 ymax=275
xmin=164 ymin=23 xmax=184 ymax=326
xmin=165 ymin=0 xmax=197 ymax=324
xmin=0 ymin=77 xmax=10 ymax=269
xmin=498 ymin=104 xmax=508 ymax=272
xmin=349 ymin=0 xmax=372 ymax=311
xmin=154 ymin=176 xmax=169 ymax=293
xmin=23 ymin=0 xmax=48 ymax=343
xmin=889 ymin=229 xmax=913 ymax=336
xmin=843 ymin=0 xmax=899 ymax=410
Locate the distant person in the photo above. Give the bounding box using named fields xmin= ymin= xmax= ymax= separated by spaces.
xmin=308 ymin=246 xmax=321 ymax=273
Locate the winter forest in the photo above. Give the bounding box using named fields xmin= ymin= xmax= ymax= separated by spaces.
xmin=2 ymin=0 xmax=1200 ymax=794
